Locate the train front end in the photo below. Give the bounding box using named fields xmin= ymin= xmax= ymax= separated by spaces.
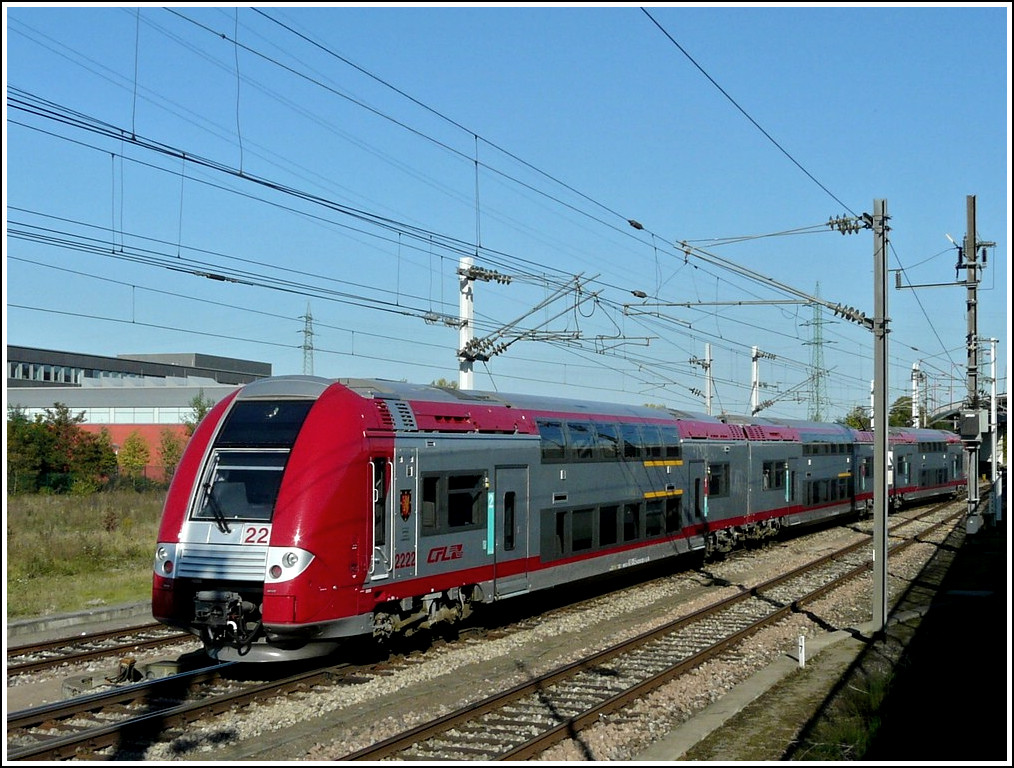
xmin=152 ymin=376 xmax=380 ymax=662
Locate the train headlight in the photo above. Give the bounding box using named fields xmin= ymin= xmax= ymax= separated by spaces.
xmin=153 ymin=543 xmax=177 ymax=578
xmin=265 ymin=546 xmax=314 ymax=583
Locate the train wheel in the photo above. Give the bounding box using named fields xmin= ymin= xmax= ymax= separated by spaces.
xmin=372 ymin=609 xmax=396 ymax=642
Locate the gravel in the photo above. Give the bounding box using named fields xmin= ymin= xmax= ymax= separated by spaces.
xmin=9 ymin=513 xmax=954 ymax=762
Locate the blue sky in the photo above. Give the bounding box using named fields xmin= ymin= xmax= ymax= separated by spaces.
xmin=4 ymin=4 xmax=1010 ymax=422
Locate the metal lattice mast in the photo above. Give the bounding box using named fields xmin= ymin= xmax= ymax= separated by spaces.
xmin=911 ymin=363 xmax=924 ymax=427
xmin=301 ymin=302 xmax=315 ymax=375
xmin=805 ymin=283 xmax=830 ymax=421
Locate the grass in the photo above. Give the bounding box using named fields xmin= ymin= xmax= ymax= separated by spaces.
xmin=5 ymin=490 xmax=165 ymax=620
xmin=787 ymin=671 xmax=892 ymax=760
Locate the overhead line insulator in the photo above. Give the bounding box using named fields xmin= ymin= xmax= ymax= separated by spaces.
xmin=458 ymin=265 xmax=512 ymax=284
xmin=826 ymin=214 xmax=870 ymax=235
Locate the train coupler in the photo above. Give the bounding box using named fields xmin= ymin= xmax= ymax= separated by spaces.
xmin=194 ymin=590 xmax=263 ymax=653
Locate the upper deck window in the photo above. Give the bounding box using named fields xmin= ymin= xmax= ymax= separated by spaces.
xmin=215 ymin=400 xmax=314 ymax=448
xmin=619 ymin=423 xmax=644 ymax=459
xmin=568 ymin=422 xmax=597 ymax=460
xmin=537 ymin=419 xmax=566 ymax=461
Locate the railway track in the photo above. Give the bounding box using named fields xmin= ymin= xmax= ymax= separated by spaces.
xmin=336 ymin=506 xmax=961 ymax=761
xmin=5 ymin=501 xmax=960 ymax=761
xmin=6 ymin=623 xmax=199 ymax=678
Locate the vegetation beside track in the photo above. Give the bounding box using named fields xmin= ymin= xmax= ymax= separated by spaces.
xmin=6 ymin=490 xmax=163 ymax=619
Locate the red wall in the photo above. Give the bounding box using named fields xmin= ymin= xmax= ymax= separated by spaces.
xmin=80 ymin=423 xmax=191 ymax=483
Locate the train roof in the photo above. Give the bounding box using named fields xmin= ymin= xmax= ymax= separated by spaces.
xmin=338 ymin=378 xmax=721 ymax=424
xmin=721 ymin=414 xmax=860 ymax=441
xmin=888 ymin=426 xmax=963 ymax=443
xmin=238 ymin=377 xmax=959 ymax=444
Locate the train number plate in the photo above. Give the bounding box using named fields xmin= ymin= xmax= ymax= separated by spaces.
xmin=242 ymin=524 xmax=271 ymax=545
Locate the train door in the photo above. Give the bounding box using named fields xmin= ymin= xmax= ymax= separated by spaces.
xmin=370 ymin=456 xmax=392 ymax=580
xmin=688 ymin=459 xmax=707 ymax=524
xmin=785 ymin=457 xmax=799 ymax=506
xmin=390 ymin=447 xmax=419 ymax=580
xmin=493 ymin=465 xmax=529 ymax=597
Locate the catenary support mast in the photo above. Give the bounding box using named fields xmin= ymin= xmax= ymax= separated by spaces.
xmin=871 ymin=198 xmax=890 ymax=633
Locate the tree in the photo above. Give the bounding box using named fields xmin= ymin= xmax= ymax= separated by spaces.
xmin=889 ymin=396 xmax=917 ymax=427
xmin=431 ymin=378 xmax=459 ymax=389
xmin=840 ymin=406 xmax=871 ymax=431
xmin=94 ymin=428 xmax=119 ymax=477
xmin=840 ymin=398 xmax=932 ymax=431
xmin=183 ymin=390 xmax=217 ymax=436
xmin=6 ymin=405 xmax=43 ymax=493
xmin=73 ymin=427 xmax=118 ymax=491
xmin=41 ymin=403 xmax=87 ymax=486
xmin=118 ymin=430 xmax=151 ymax=482
xmin=159 ymin=428 xmax=186 ymax=484
xmin=6 ymin=403 xmax=117 ymax=493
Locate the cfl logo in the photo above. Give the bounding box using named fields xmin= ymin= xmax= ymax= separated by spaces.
xmin=427 ymin=544 xmax=463 ymax=563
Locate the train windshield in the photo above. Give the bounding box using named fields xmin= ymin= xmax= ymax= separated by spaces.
xmin=194 ymin=450 xmax=288 ymax=524
xmin=190 ymin=399 xmax=313 ymax=527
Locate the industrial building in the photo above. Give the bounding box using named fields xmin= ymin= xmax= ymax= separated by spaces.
xmin=6 ymin=345 xmax=272 ymax=480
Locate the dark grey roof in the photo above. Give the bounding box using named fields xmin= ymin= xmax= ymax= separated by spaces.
xmin=7 ymin=381 xmax=240 ymax=410
xmin=7 ymin=345 xmax=271 ymax=388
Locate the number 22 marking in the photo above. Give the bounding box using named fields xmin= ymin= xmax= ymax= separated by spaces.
xmin=243 ymin=526 xmax=270 ymax=544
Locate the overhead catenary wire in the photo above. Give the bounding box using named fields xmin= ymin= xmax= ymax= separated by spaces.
xmin=3 ymin=103 xmax=932 ymax=415
xmin=6 ymin=10 xmax=975 ymax=418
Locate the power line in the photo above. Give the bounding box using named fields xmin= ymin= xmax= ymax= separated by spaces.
xmin=640 ymin=7 xmax=855 ymax=215
xmin=7 ymin=13 xmax=974 ymax=418
xmin=10 ymin=93 xmax=887 ymax=367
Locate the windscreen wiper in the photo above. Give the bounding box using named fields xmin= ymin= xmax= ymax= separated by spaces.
xmin=203 ymin=482 xmax=233 ymax=534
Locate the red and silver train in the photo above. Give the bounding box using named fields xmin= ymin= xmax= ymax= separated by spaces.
xmin=152 ymin=375 xmax=965 ymax=662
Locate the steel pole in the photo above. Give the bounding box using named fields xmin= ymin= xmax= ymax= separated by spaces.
xmin=458 ymin=256 xmax=474 ymax=389
xmin=872 ymin=198 xmax=890 ymax=633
